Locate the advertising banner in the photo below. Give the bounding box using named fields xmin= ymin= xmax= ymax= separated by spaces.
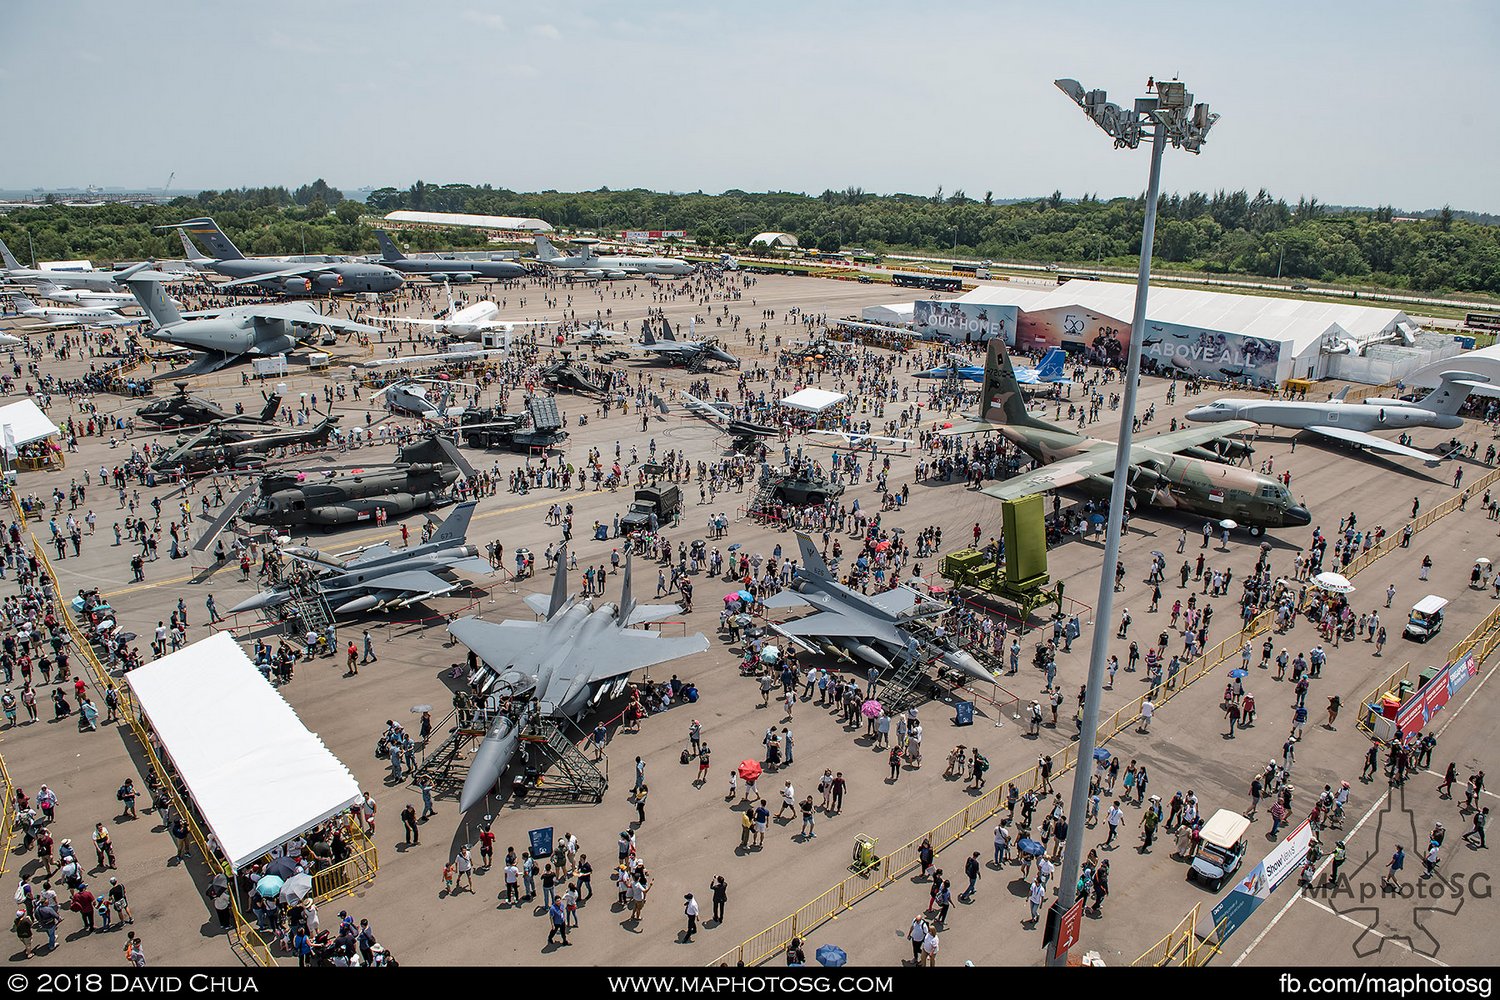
xmin=1140 ymin=323 xmax=1282 ymax=386
xmin=913 ymin=300 xmax=1016 ymax=345
xmin=1210 ymin=820 xmax=1312 ymax=944
xmin=1396 ymin=651 xmax=1476 ymax=734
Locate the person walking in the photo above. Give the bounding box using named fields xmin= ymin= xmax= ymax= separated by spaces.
xmin=1465 ymin=808 xmax=1490 ymax=849
xmin=959 ymin=851 xmax=982 ymax=902
xmin=683 ymin=892 xmax=700 ymax=941
xmin=547 ymin=896 xmax=570 ymax=946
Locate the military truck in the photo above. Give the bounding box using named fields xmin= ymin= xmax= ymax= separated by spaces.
xmin=619 ymin=484 xmax=682 ymax=534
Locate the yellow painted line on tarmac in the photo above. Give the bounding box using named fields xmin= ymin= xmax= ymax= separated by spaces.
xmin=98 ymin=489 xmax=586 ymax=598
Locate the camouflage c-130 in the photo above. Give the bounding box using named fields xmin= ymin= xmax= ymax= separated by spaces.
xmin=945 ymin=339 xmax=1311 ymax=536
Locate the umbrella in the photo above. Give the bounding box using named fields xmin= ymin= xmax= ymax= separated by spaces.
xmin=264 ymin=856 xmax=301 ymax=879
xmin=738 ymin=760 xmax=763 ymax=781
xmin=724 ymin=594 xmax=740 ymax=604
xmin=115 ymin=631 xmax=137 ymax=644
xmin=874 ymin=540 xmax=891 ymax=552
xmin=1219 ymin=519 xmax=1238 ymax=530
xmin=71 ymin=596 xmax=85 ymax=612
xmin=1229 ymin=668 xmax=1248 ymax=679
xmin=815 ymin=944 xmax=848 ymax=968
xmin=760 ymin=645 xmax=780 ymax=665
xmin=279 ymin=873 xmax=314 ymax=903
xmin=731 ymin=614 xmax=754 ymax=628
xmin=941 ymin=422 xmax=953 ymax=429
xmin=211 ymin=874 xmax=229 ymax=891
xmin=728 ymin=543 xmax=742 ymax=551
xmin=737 ymin=590 xmax=754 ymax=603
xmin=861 ymin=699 xmax=883 ymax=719
xmin=1089 ymin=514 xmax=1105 ymax=525
xmin=890 ymin=527 xmax=905 ymax=536
xmin=98 ymin=619 xmax=115 ymax=633
xmin=1092 ymin=747 xmax=1112 ymax=762
xmin=255 ymin=875 xmax=285 ymax=898
xmin=1477 ymin=558 xmax=1492 ymax=566
xmin=410 ymin=704 xmax=432 ymax=714
xmin=1312 ymin=571 xmax=1355 ymax=595
xmin=1017 ymin=838 xmax=1045 ymax=857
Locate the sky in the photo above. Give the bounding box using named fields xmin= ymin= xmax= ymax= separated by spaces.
xmin=4 ymin=0 xmax=1496 ymax=212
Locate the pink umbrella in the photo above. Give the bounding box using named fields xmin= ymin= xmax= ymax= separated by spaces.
xmin=861 ymin=699 xmax=883 ymax=719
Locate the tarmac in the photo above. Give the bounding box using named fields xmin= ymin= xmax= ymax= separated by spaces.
xmin=0 ymin=270 xmax=1495 ymax=968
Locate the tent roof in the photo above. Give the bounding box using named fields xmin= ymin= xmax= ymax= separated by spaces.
xmin=126 ymin=632 xmax=362 ymax=871
xmin=0 ymin=399 xmax=61 ymax=446
xmin=780 ymin=388 xmax=848 ymax=412
xmin=959 ymin=281 xmax=1410 ymax=355
xmin=750 ymin=232 xmax=799 ymax=246
xmin=384 ymin=210 xmax=553 ymax=233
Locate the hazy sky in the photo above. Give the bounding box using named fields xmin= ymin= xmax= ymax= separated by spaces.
xmin=4 ymin=1 xmax=1495 ymax=211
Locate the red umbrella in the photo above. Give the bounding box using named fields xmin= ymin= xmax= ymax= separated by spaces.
xmin=941 ymin=422 xmax=953 ymax=429
xmin=738 ymin=760 xmax=763 ymax=781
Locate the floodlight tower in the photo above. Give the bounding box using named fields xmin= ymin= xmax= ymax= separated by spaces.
xmin=1045 ymin=76 xmax=1218 ymax=967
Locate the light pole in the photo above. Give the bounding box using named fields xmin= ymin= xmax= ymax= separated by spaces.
xmin=1046 ymin=76 xmax=1218 ymax=967
xmin=1274 ymin=243 xmax=1285 ymax=280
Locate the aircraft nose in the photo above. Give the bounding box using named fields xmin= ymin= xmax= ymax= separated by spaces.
xmin=1185 ymin=406 xmax=1215 ymax=422
xmin=1285 ymin=504 xmax=1312 ymax=526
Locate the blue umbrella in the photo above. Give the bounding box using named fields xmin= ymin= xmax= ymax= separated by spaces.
xmin=729 ymin=543 xmax=742 ymax=551
xmin=1229 ymin=668 xmax=1248 ymax=679
xmin=255 ymin=875 xmax=285 ymax=898
xmin=1093 ymin=747 xmax=1112 ymax=762
xmin=737 ymin=590 xmax=754 ymax=603
xmin=1017 ymin=837 xmax=1045 ymax=857
xmin=815 ymin=944 xmax=848 ymax=968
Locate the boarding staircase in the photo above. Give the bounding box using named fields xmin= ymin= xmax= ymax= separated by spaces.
xmin=259 ymin=577 xmax=336 ymax=643
xmin=516 ymin=716 xmax=609 ymax=803
xmin=412 ymin=702 xmax=498 ymax=794
xmin=745 ymin=469 xmax=782 ymax=519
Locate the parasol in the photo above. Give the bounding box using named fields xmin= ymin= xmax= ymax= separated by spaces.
xmin=1219 ymin=519 xmax=1238 ymax=530
xmin=729 ymin=543 xmax=742 ymax=551
xmin=255 ymin=875 xmax=285 ymax=898
xmin=1312 ymin=571 xmax=1355 ymax=595
xmin=1229 ymin=668 xmax=1248 ymax=679
xmin=738 ymin=590 xmax=754 ymax=603
xmin=410 ymin=704 xmax=432 ymax=713
xmin=279 ymin=873 xmax=314 ymax=903
xmin=815 ymin=944 xmax=848 ymax=967
xmin=738 ymin=760 xmax=763 ymax=781
xmin=760 ymin=645 xmax=780 ymax=665
xmin=1092 ymin=747 xmax=1112 ymax=762
xmin=1017 ymin=838 xmax=1045 ymax=857
xmin=860 ymin=699 xmax=883 ymax=719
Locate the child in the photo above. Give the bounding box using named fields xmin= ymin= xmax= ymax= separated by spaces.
xmin=442 ymin=862 xmax=456 ymax=894
xmin=726 ymin=769 xmax=737 ymax=802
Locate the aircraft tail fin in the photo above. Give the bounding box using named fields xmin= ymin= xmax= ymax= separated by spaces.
xmin=1332 ymin=385 xmax=1351 ymax=402
xmin=661 ymin=318 xmax=677 ymax=341
xmin=9 ymin=292 xmax=38 ymax=312
xmin=640 ymin=324 xmax=657 ymax=346
xmin=32 ymin=279 xmax=65 ymax=300
xmin=533 ymin=235 xmax=560 ymax=261
xmin=1036 ymin=346 xmax=1067 ymax=381
xmin=547 ymin=543 xmax=569 ymax=618
xmin=161 ymin=218 xmax=243 ymax=260
xmin=0 ymin=235 xmax=22 ymax=270
xmin=374 ymin=230 xmax=405 ymax=261
xmin=795 ymin=531 xmax=830 ymax=579
xmin=1417 ymin=372 xmax=1486 ymax=417
xmin=429 ymin=499 xmax=477 ymax=547
xmin=978 ymin=337 xmax=1042 ymax=427
xmin=258 ymin=392 xmax=282 ymax=422
xmin=619 ymin=549 xmax=636 ymax=626
xmin=443 ymin=281 xmax=458 ymax=320
xmin=177 ymin=229 xmax=211 ymax=263
xmin=125 ymin=278 xmax=182 ymax=327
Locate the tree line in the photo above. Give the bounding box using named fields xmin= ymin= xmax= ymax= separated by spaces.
xmin=3 ymin=180 xmax=1496 ymax=296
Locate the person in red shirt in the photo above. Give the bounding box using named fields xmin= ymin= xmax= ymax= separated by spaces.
xmin=478 ymin=826 xmax=496 ymax=870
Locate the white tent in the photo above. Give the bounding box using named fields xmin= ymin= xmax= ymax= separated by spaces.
xmin=780 ymin=388 xmax=848 ymax=413
xmin=0 ymin=399 xmax=60 ymax=447
xmin=126 ymin=632 xmax=362 ymax=872
xmin=384 ymin=210 xmax=553 ymax=233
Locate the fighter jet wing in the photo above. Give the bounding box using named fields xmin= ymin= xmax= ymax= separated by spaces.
xmin=759 ymin=591 xmax=811 ymax=610
xmin=867 ymin=588 xmax=922 ymax=616
xmin=366 ymin=570 xmax=459 ymax=601
xmin=445 ymin=556 xmax=497 ymax=578
xmin=771 ymin=612 xmax=903 ymax=642
xmin=348 ymin=543 xmax=395 ymax=565
xmin=580 ymin=629 xmax=709 ymax=681
xmin=448 ymin=617 xmax=552 ymax=670
xmin=1301 ymin=425 xmax=1445 ymax=464
xmin=624 ymin=604 xmax=683 ymax=626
